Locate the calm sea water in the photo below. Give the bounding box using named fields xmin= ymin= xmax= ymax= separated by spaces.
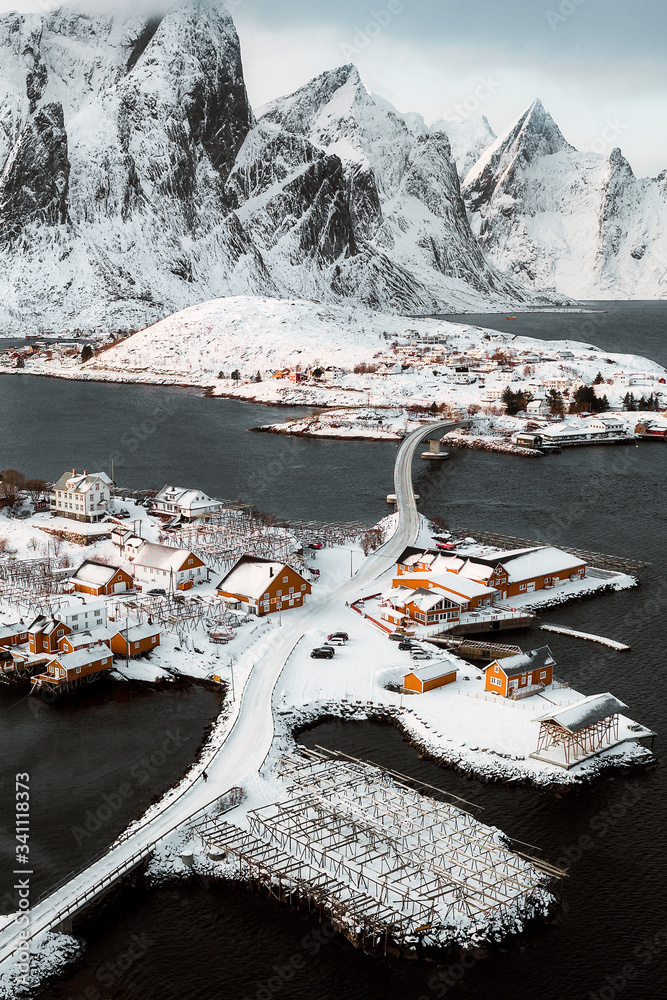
xmin=0 ymin=303 xmax=664 ymax=1000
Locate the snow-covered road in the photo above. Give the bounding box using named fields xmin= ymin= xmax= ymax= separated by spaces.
xmin=0 ymin=418 xmax=467 ymax=970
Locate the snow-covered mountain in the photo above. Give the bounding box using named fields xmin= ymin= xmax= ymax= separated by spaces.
xmin=0 ymin=3 xmax=663 ymax=335
xmin=0 ymin=5 xmax=532 ymax=335
xmin=256 ymin=64 xmax=530 ymax=311
xmin=463 ymin=99 xmax=667 ymax=299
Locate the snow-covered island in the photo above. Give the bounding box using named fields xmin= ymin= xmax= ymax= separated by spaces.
xmin=3 ymin=296 xmax=666 ymax=452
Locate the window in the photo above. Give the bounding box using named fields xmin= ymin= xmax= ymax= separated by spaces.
xmin=301 ymin=584 xmax=306 ymax=591
xmin=489 ymin=676 xmax=502 ymax=687
xmin=58 ymin=629 xmax=63 ymax=636
xmin=188 ymin=558 xmax=193 ymax=566
xmin=519 ymin=583 xmax=527 ymax=591
xmin=71 ymin=614 xmax=78 ymax=621
xmin=289 ymin=587 xmax=294 ymax=594
xmin=264 ymin=592 xmax=270 ymax=600
xmin=276 ymin=589 xmax=282 ymax=597
xmin=283 ymin=576 xmax=288 ymax=583
xmin=540 ymin=670 xmax=547 ymax=679
xmin=76 ymin=666 xmax=81 ymax=674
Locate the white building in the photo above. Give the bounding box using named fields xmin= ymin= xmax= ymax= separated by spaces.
xmin=129 ymin=542 xmax=207 ymax=592
xmin=51 ymin=470 xmax=112 ymax=523
xmin=151 ymin=486 xmax=222 ymax=522
xmin=56 ymin=601 xmax=108 ymax=633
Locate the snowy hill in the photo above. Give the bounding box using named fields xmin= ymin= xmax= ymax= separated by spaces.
xmin=81 ymin=295 xmax=451 ymax=377
xmin=463 ymin=99 xmax=667 ymax=299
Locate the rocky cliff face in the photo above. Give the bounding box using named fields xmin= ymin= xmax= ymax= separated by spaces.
xmin=462 ymin=100 xmax=667 ymax=299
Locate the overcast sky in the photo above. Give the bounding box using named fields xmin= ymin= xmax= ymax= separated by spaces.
xmin=1 ymin=0 xmax=665 ymax=175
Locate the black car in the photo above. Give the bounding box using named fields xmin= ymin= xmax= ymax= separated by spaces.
xmin=310 ymin=647 xmax=335 ymax=659
xmin=398 ymin=640 xmax=416 ymax=650
xmin=147 ymin=588 xmax=166 ymax=596
xmin=388 ymin=632 xmax=406 ymax=641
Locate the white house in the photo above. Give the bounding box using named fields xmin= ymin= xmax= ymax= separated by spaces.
xmin=526 ymin=398 xmax=549 ymax=416
xmin=129 ymin=542 xmax=207 ymax=592
xmin=151 ymin=486 xmax=222 ymax=521
xmin=56 ymin=601 xmax=108 ymax=633
xmin=51 ymin=470 xmax=112 ymax=523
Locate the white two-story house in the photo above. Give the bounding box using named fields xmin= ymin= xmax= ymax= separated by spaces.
xmin=151 ymin=486 xmax=222 ymax=522
xmin=51 ymin=470 xmax=112 ymax=523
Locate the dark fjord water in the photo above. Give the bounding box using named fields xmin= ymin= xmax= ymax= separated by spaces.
xmin=0 ymin=303 xmax=664 ymax=1000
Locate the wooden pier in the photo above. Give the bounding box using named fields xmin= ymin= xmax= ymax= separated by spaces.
xmin=427 ymin=637 xmax=523 ymax=661
xmin=540 ymin=624 xmax=630 ymax=651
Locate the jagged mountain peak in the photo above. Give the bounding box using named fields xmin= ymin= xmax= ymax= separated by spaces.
xmin=463 ymin=98 xmax=572 ymax=209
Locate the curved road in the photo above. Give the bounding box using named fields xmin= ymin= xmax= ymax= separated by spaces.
xmin=0 ymin=419 xmax=467 ymax=971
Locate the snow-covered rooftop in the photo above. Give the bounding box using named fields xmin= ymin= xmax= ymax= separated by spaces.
xmin=70 ymin=561 xmax=122 ymax=587
xmin=53 ymin=643 xmax=112 ymax=670
xmin=489 ymin=646 xmax=555 ymax=678
xmin=536 ymin=693 xmax=628 ymax=732
xmin=405 ymin=660 xmax=459 ymax=682
xmin=218 ymin=557 xmax=301 ymax=600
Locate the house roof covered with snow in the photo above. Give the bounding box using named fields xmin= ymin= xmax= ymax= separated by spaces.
xmin=154 ymin=486 xmax=220 ymax=511
xmin=53 ymin=470 xmax=112 ymax=493
xmin=64 ymin=627 xmax=114 ymax=648
xmin=405 ymin=660 xmax=459 ymax=682
xmin=536 ymin=693 xmax=627 ymax=732
xmin=473 ymin=546 xmax=585 ymax=581
xmin=131 ymin=542 xmax=201 ymax=573
xmin=70 ymin=561 xmax=125 ymax=587
xmin=217 ymin=556 xmax=304 ymax=600
xmin=396 ymin=572 xmax=496 ymax=600
xmin=488 ymin=646 xmax=555 ymax=678
xmin=53 ymin=643 xmax=112 ymax=670
xmin=113 ymin=623 xmax=161 ymax=642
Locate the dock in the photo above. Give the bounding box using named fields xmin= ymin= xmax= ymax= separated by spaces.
xmin=427 ymin=637 xmax=522 ymax=661
xmin=540 ymin=624 xmax=630 ymax=651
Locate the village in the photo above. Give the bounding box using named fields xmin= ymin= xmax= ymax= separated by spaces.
xmin=3 ymin=306 xmax=667 ymax=455
xmin=0 ymin=466 xmax=655 ymax=782
xmin=0 ymin=452 xmax=658 ymax=987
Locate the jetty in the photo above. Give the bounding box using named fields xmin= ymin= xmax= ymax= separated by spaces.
xmin=540 ymin=624 xmax=630 ymax=651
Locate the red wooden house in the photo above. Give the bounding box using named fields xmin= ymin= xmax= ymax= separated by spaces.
xmin=0 ymin=623 xmax=29 ymax=647
xmin=27 ymin=616 xmax=72 ymax=654
xmin=68 ymin=561 xmax=134 ymax=597
xmin=485 ymin=646 xmax=555 ymax=698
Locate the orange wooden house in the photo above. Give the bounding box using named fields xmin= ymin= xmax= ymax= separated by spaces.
xmin=0 ymin=623 xmax=29 ymax=647
xmin=110 ymin=624 xmax=161 ymax=658
xmin=217 ymin=556 xmax=311 ymax=617
xmin=485 ymin=646 xmax=555 ymax=698
xmin=58 ymin=628 xmax=113 ymax=654
xmin=31 ymin=643 xmax=113 ymax=694
xmin=68 ymin=561 xmax=134 ymax=597
xmin=403 ymin=661 xmax=458 ymax=694
xmin=27 ymin=616 xmax=72 ymax=654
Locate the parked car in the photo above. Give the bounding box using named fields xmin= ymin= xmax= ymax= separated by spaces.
xmin=389 ymin=632 xmax=406 ymax=641
xmin=325 ymin=636 xmax=346 ymax=646
xmin=311 ymin=647 xmax=335 ymax=659
xmin=436 ymin=541 xmax=456 ymax=550
xmin=308 ymin=542 xmax=324 ymax=550
xmin=327 ymin=632 xmax=348 ymax=641
xmin=411 ymin=648 xmax=432 ymax=660
xmin=146 ymin=588 xmax=166 ymax=596
xmin=398 ymin=640 xmax=417 ymax=651
xmin=117 ymin=509 xmax=131 ymax=519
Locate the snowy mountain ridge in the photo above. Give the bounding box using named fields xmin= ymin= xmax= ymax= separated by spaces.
xmin=462 ymin=99 xmax=667 ymax=300
xmin=0 ymin=3 xmax=663 ymax=335
xmin=0 ymin=6 xmax=534 ymax=335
